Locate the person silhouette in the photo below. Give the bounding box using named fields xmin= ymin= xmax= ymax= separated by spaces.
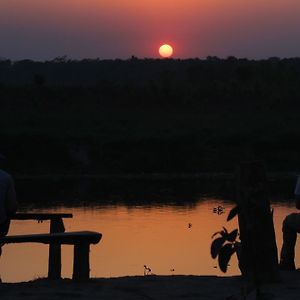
xmin=279 ymin=176 xmax=300 ymax=270
xmin=0 ymin=155 xmax=18 ymax=248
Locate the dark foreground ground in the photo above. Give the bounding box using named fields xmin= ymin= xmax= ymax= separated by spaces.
xmin=1 ymin=271 xmax=300 ymax=300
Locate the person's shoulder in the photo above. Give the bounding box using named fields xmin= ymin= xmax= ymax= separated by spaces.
xmin=295 ymin=176 xmax=300 ymax=195
xmin=0 ymin=169 xmax=12 ymax=181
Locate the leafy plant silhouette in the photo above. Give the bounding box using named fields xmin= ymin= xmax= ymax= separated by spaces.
xmin=211 ymin=205 xmax=276 ymax=300
xmin=211 ymin=205 xmax=239 ymax=272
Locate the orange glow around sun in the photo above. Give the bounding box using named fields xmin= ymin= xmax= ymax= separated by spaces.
xmin=159 ymin=44 xmax=173 ymax=58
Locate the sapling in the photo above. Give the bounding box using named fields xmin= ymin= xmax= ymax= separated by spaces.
xmin=211 ymin=205 xmax=239 ymax=273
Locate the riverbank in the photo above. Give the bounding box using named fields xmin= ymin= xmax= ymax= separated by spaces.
xmin=15 ymin=172 xmax=297 ymax=205
xmin=1 ymin=271 xmax=300 ymax=300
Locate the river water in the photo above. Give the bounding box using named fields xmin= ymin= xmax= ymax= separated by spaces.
xmin=0 ymin=196 xmax=298 ymax=283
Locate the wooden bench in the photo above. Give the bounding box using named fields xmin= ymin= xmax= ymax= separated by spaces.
xmin=0 ymin=230 xmax=102 ymax=280
xmin=4 ymin=213 xmax=102 ymax=280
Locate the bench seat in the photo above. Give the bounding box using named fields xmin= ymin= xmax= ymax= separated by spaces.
xmin=0 ymin=231 xmax=101 ymax=245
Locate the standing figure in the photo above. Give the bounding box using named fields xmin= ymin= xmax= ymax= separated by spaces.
xmin=279 ymin=176 xmax=300 ymax=270
xmin=0 ymin=155 xmax=18 ymax=239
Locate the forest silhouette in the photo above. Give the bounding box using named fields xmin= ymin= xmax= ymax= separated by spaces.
xmin=0 ymin=57 xmax=300 ymax=175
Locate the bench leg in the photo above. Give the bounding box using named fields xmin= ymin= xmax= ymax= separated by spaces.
xmin=48 ymin=243 xmax=62 ymax=279
xmin=73 ymin=243 xmax=90 ymax=280
xmin=48 ymin=218 xmax=64 ymax=279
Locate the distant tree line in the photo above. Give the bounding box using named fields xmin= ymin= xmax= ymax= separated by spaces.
xmin=1 ymin=56 xmax=300 ymax=108
xmin=1 ymin=57 xmax=300 ymax=175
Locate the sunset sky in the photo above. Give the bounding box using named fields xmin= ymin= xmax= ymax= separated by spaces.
xmin=1 ymin=0 xmax=300 ymax=60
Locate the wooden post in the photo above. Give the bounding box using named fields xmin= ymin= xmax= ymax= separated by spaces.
xmin=48 ymin=218 xmax=65 ymax=279
xmin=72 ymin=243 xmax=90 ymax=280
xmin=236 ymin=161 xmax=280 ymax=283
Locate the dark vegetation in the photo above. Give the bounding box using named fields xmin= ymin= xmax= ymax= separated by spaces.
xmin=1 ymin=56 xmax=300 ymax=176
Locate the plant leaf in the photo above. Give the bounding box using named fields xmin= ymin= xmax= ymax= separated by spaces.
xmin=211 ymin=231 xmax=222 ymax=239
xmin=218 ymin=244 xmax=236 ymax=273
xmin=219 ymin=227 xmax=228 ymax=238
xmin=210 ymin=237 xmax=226 ymax=259
xmin=227 ymin=205 xmax=239 ymax=221
xmin=227 ymin=229 xmax=239 ymax=242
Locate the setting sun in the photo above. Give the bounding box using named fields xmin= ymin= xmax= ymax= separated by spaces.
xmin=159 ymin=44 xmax=173 ymax=58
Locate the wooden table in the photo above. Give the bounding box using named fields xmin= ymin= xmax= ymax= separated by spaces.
xmin=11 ymin=213 xmax=73 ymax=279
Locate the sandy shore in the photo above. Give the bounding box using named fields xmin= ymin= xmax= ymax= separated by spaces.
xmin=1 ymin=271 xmax=300 ymax=300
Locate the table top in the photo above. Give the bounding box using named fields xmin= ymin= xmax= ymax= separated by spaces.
xmin=11 ymin=213 xmax=73 ymax=220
